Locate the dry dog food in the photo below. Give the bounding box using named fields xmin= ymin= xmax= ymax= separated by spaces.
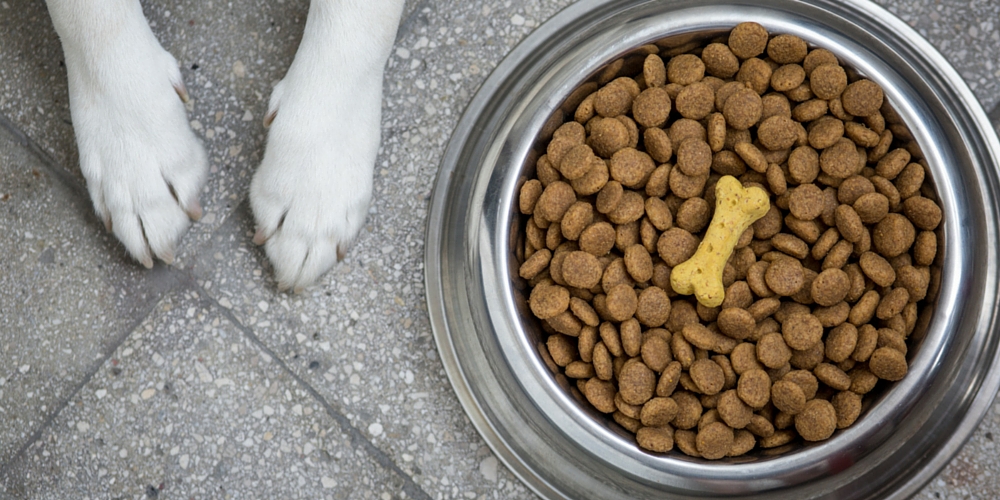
xmin=516 ymin=22 xmax=941 ymax=458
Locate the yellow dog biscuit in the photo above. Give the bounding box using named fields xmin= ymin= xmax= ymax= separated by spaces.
xmin=671 ymin=176 xmax=769 ymax=307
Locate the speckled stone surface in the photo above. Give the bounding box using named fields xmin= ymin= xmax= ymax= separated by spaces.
xmin=1 ymin=0 xmax=998 ymax=499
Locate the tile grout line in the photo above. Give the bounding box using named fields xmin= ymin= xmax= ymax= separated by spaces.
xmin=0 ymin=113 xmax=88 ymax=203
xmin=170 ymin=272 xmax=433 ymax=500
xmin=0 ymin=266 xmax=183 ymax=479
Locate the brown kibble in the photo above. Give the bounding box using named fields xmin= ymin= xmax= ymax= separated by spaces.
xmin=876 ymin=287 xmax=909 ymax=320
xmin=803 ymin=48 xmax=839 ymax=74
xmin=757 ymin=333 xmax=793 ymax=369
xmin=657 ymin=228 xmax=700 ymax=267
xmin=564 ymin=361 xmax=595 ymax=379
xmin=674 ymin=428 xmax=700 ymax=456
xmin=619 ymin=358 xmax=656 ymax=405
xmin=788 ymin=184 xmax=826 ymax=221
xmin=557 ymin=145 xmax=596 ymax=182
xmin=737 ymin=369 xmax=771 ymax=408
xmin=895 ymin=163 xmax=926 ymax=199
xmin=736 ymin=58 xmax=773 ymax=95
xmin=782 ymin=313 xmax=824 ymax=351
xmin=771 ymin=64 xmax=806 ymax=92
xmin=570 ymin=156 xmax=610 ymax=196
xmin=644 ymin=54 xmax=667 ymax=88
xmin=547 ymin=334 xmax=576 ymax=367
xmin=669 ymin=168 xmax=709 ymax=199
xmin=594 ymin=82 xmax=633 ymax=118
xmin=834 ymin=204 xmax=865 ymax=243
xmin=675 ymin=197 xmax=712 ymax=233
xmin=667 ymin=54 xmax=706 ymax=85
xmin=621 ymin=318 xmax=642 ymax=357
xmin=702 ymin=43 xmax=741 ymax=78
xmin=869 ymin=347 xmax=908 ymax=381
xmin=722 ymin=87 xmax=763 ymax=131
xmin=820 ymin=138 xmax=859 ymax=179
xmin=595 ymin=181 xmax=624 ymax=215
xmin=757 ymin=115 xmax=799 ymax=151
xmin=717 ymin=390 xmax=753 ymax=429
xmin=641 ymin=397 xmax=680 ymax=427
xmin=592 ymin=342 xmax=613 ymax=380
xmin=676 ymin=139 xmax=713 ymax=177
xmin=875 ymin=148 xmax=911 ymax=180
xmin=609 ymin=148 xmax=655 ymax=188
xmin=632 ymin=87 xmax=672 ymax=128
xmin=584 ymin=378 xmax=617 ymax=413
xmin=669 ymin=118 xmax=708 ymax=146
xmin=607 ymin=190 xmax=645 ymax=225
xmin=717 ymin=308 xmax=756 ymax=340
xmin=674 ymin=82 xmax=715 ymax=120
xmin=767 ymin=34 xmax=808 ymax=64
xmin=636 ymin=425 xmax=675 ymax=453
xmin=914 ymin=231 xmax=937 ymax=266
xmin=825 ymin=323 xmax=858 ymax=363
xmin=795 ymin=399 xmax=837 ymax=441
xmin=590 ymin=117 xmax=630 ymax=158
xmin=792 ymin=99 xmax=829 ymax=123
xmin=682 ymin=323 xmax=739 ymax=354
xmin=858 ymin=251 xmax=895 ymax=287
xmin=614 ymin=411 xmax=642 ymax=433
xmin=814 ymin=362 xmax=852 ymax=391
xmin=622 ymin=244 xmax=653 ymax=283
xmin=548 ymin=310 xmax=583 ymax=336
xmin=579 ymin=222 xmax=616 ymax=256
xmin=519 ymin=179 xmax=543 ymax=215
xmin=561 ymin=202 xmax=594 ymax=241
xmin=729 ymin=22 xmax=769 ymax=59
xmin=641 ymin=334 xmax=673 ymax=372
xmin=788 ymin=146 xmax=820 ymax=184
xmin=733 ymin=142 xmax=767 ymax=174
xmin=771 ymin=379 xmax=806 ymax=415
xmin=636 ymin=286 xmax=671 ymax=328
xmin=605 ymin=284 xmax=638 ymax=322
xmin=902 ymin=196 xmax=943 ymax=230
xmin=852 ymin=192 xmax=890 ymax=224
xmin=562 ymin=251 xmax=603 ymax=289
xmin=571 ymin=299 xmax=600 ymax=329
xmin=643 ymin=129 xmax=673 ymax=165
xmin=696 ymin=422 xmax=735 ymax=460
xmin=687 ymin=358 xmax=724 ymax=396
xmin=810 ymin=268 xmax=851 ymax=307
xmin=808 ymin=116 xmax=845 ymax=150
xmin=672 ymin=391 xmax=703 ymax=429
xmin=764 ymin=257 xmax=805 ymax=296
xmin=873 ymin=213 xmax=916 ymax=258
xmin=832 ymin=391 xmax=862 ymax=428
xmin=519 ymin=248 xmax=552 ymax=280
xmin=810 ymin=64 xmax=848 ymax=100
xmin=535 ymin=181 xmax=577 ymax=223
xmin=841 ymin=79 xmax=884 ymax=117
xmin=529 ymin=284 xmax=570 ymax=320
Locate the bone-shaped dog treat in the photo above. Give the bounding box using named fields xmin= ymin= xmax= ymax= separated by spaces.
xmin=671 ymin=176 xmax=770 ymax=307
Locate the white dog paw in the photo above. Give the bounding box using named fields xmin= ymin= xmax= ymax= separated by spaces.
xmin=250 ymin=72 xmax=383 ymax=292
xmin=66 ymin=40 xmax=207 ymax=267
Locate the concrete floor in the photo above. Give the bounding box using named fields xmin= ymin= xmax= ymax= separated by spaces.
xmin=1 ymin=0 xmax=999 ymax=498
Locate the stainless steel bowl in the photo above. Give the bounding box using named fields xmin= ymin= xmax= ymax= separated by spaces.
xmin=424 ymin=0 xmax=1000 ymax=497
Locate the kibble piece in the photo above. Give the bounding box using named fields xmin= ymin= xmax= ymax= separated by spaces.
xmin=803 ymin=48 xmax=839 ymax=74
xmin=728 ymin=22 xmax=769 ymax=59
xmin=571 ymin=156 xmax=610 ymax=196
xmin=636 ymin=286 xmax=671 ymax=328
xmin=868 ymin=347 xmax=907 ymax=382
xmin=895 ymin=163 xmax=926 ymax=199
xmin=808 ymin=116 xmax=845 ymax=150
xmin=767 ymin=34 xmax=808 ymax=64
xmin=875 ymin=148 xmax=910 ymax=180
xmin=559 ymin=144 xmax=597 ymax=180
xmin=658 ymin=228 xmax=700 ymax=267
xmin=734 ymin=142 xmax=768 ymax=173
xmin=579 ymin=222 xmax=617 ymax=256
xmin=771 ymin=64 xmax=806 ymax=92
xmin=702 ymin=42 xmax=741 ymax=77
xmin=852 ymin=192 xmax=890 ymax=224
xmin=873 ymin=213 xmax=916 ymax=258
xmin=841 ymin=79 xmax=884 ymax=117
xmin=697 ymin=422 xmax=735 ymax=460
xmin=666 ymin=53 xmax=705 ymax=85
xmin=820 ymin=138 xmax=860 ymax=179
xmin=902 ymin=196 xmax=943 ymax=230
xmin=810 ymin=64 xmax=848 ymax=100
xmin=795 ymin=399 xmax=837 ymax=441
xmin=584 ymin=378 xmax=617 ymax=413
xmin=675 ymin=197 xmax=712 ymax=233
xmin=720 ymin=88 xmax=763 ymax=132
xmin=717 ymin=390 xmax=753 ymax=428
xmin=610 ymin=148 xmax=655 ymax=188
xmin=619 ymin=358 xmax=657 ymax=405
xmin=590 ymin=117 xmax=630 ymax=158
xmin=758 ymin=115 xmax=800 ymax=151
xmin=561 ymin=251 xmax=603 ymax=290
xmin=672 ymin=391 xmax=703 ymax=429
xmin=717 ymin=308 xmax=756 ymax=340
xmin=561 ymin=202 xmax=594 ymax=241
xmin=529 ymin=284 xmax=570 ymax=320
xmin=811 ymin=268 xmax=851 ymax=307
xmin=736 ymin=58 xmax=773 ymax=95
xmin=814 ymin=363 xmax=852 ymax=391
xmin=519 ymin=179 xmax=544 ymax=215
xmin=771 ymin=379 xmax=806 ymax=415
xmin=876 ymin=287 xmax=909 ymax=320
xmin=857 ymin=251 xmax=894 ymax=287
xmin=832 ymin=391 xmax=862 ymax=428
xmin=782 ymin=313 xmax=824 ymax=350
xmin=676 ymin=139 xmax=713 ymax=177
xmin=835 ymin=205 xmax=865 ymax=243
xmin=675 ymin=82 xmax=715 ymax=120
xmin=605 ymin=284 xmax=638 ymax=322
xmin=914 ymin=231 xmax=937 ymax=266
xmin=632 ymin=87 xmax=672 ymax=128
xmin=594 ymin=82 xmax=633 ymax=117
xmin=689 ymin=358 xmax=726 ymax=395
xmin=737 ymin=369 xmax=771 ymax=408
xmin=764 ymin=257 xmax=805 ymax=296
xmin=641 ymin=397 xmax=680 ymax=427
xmin=669 ymin=168 xmax=709 ymax=199
xmin=825 ymin=323 xmax=858 ymax=363
xmin=535 ymin=181 xmax=577 ymax=222
xmin=607 ymin=190 xmax=645 ymax=224
xmin=788 ymin=146 xmax=820 ymax=184
xmin=641 ymin=334 xmax=672 ymax=372
xmin=757 ymin=333 xmax=793 ymax=369
xmin=788 ymin=184 xmax=826 ymax=221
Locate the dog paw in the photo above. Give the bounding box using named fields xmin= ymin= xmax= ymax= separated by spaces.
xmin=65 ymin=38 xmax=207 ymax=267
xmin=250 ymin=71 xmax=383 ymax=291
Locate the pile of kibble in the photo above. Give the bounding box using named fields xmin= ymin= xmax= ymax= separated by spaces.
xmin=515 ymin=22 xmax=942 ymax=459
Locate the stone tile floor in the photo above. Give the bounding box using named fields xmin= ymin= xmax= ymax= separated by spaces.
xmin=1 ymin=0 xmax=999 ymax=498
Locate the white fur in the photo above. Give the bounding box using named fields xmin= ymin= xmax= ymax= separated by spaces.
xmin=46 ymin=0 xmax=405 ymax=289
xmin=46 ymin=0 xmax=208 ymax=268
xmin=250 ymin=0 xmax=405 ymax=291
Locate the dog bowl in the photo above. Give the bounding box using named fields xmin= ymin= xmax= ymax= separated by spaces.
xmin=425 ymin=0 xmax=1000 ymax=497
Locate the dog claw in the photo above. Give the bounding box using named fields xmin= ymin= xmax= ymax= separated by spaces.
xmin=173 ymin=82 xmax=190 ymax=103
xmin=262 ymin=108 xmax=277 ymax=128
xmin=186 ymin=199 xmax=203 ymax=221
xmin=252 ymin=228 xmax=269 ymax=246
